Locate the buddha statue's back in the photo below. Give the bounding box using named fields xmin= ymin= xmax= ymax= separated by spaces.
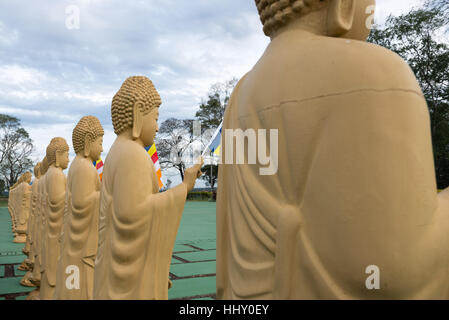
xmin=217 ymin=0 xmax=449 ymax=299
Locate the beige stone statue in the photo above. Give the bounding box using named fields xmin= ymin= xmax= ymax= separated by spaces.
xmin=40 ymin=138 xmax=69 ymax=300
xmin=22 ymin=167 xmax=39 ymax=254
xmin=9 ymin=176 xmax=23 ymax=241
xmin=28 ymin=157 xmax=49 ymax=299
xmin=217 ymin=0 xmax=449 ymax=299
xmin=20 ymin=163 xmax=42 ymax=287
xmin=14 ymin=172 xmax=32 ymax=244
xmin=8 ymin=181 xmax=18 ymax=237
xmin=93 ymin=76 xmax=203 ymax=299
xmin=54 ymin=116 xmax=104 ymax=300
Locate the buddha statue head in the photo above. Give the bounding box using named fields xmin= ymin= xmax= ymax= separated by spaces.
xmin=22 ymin=172 xmax=32 ymax=184
xmin=255 ymin=0 xmax=376 ymax=40
xmin=111 ymin=76 xmax=160 ymax=146
xmin=41 ymin=156 xmax=49 ymax=176
xmin=34 ymin=162 xmax=41 ymax=179
xmin=72 ymin=116 xmax=104 ymax=162
xmin=46 ymin=137 xmax=70 ymax=170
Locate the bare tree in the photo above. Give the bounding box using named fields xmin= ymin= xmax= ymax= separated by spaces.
xmin=156 ymin=118 xmax=196 ymax=181
xmin=195 ymin=78 xmax=238 ymax=131
xmin=0 ymin=114 xmax=34 ymax=189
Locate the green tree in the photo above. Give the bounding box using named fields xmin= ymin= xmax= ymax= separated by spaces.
xmin=368 ymin=5 xmax=449 ymax=188
xmin=195 ymin=78 xmax=238 ymax=131
xmin=200 ymin=164 xmax=218 ymax=190
xmin=0 ymin=114 xmax=35 ymax=189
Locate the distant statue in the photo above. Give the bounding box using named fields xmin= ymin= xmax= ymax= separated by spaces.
xmin=28 ymin=157 xmax=49 ymax=299
xmin=14 ymin=172 xmax=32 ymax=244
xmin=54 ymin=116 xmax=104 ymax=300
xmin=8 ymin=178 xmax=19 ymax=240
xmin=93 ymin=76 xmax=203 ymax=299
xmin=40 ymin=138 xmax=69 ymax=300
xmin=20 ymin=163 xmax=42 ymax=287
xmin=217 ymin=0 xmax=449 ymax=299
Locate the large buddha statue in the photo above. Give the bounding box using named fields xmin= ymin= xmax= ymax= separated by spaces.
xmin=217 ymin=0 xmax=449 ymax=299
xmin=40 ymin=138 xmax=69 ymax=300
xmin=14 ymin=172 xmax=32 ymax=244
xmin=54 ymin=116 xmax=104 ymax=300
xmin=93 ymin=76 xmax=203 ymax=299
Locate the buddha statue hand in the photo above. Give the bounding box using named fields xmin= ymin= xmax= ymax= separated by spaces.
xmin=183 ymin=157 xmax=204 ymax=192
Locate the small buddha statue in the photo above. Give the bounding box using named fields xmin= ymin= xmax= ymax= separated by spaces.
xmin=8 ymin=184 xmax=16 ymax=235
xmin=20 ymin=163 xmax=42 ymax=287
xmin=9 ymin=179 xmax=19 ymax=239
xmin=40 ymin=138 xmax=69 ymax=300
xmin=54 ymin=116 xmax=104 ymax=300
xmin=217 ymin=0 xmax=449 ymax=299
xmin=93 ymin=76 xmax=203 ymax=299
xmin=14 ymin=172 xmax=32 ymax=244
xmin=10 ymin=176 xmax=23 ymax=241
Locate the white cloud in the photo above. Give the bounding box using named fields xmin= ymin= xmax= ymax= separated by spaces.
xmin=0 ymin=0 xmax=433 ymax=188
xmin=0 ymin=21 xmax=18 ymax=46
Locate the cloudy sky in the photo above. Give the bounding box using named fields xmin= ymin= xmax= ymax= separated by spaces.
xmin=0 ymin=0 xmax=424 ymax=186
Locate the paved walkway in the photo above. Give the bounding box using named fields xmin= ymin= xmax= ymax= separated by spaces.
xmin=0 ymin=201 xmax=217 ymax=300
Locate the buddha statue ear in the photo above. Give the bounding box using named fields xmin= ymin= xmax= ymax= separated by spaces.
xmin=132 ymin=101 xmax=144 ymax=140
xmin=84 ymin=133 xmax=93 ymax=158
xmin=55 ymin=151 xmax=62 ymax=168
xmin=327 ymin=0 xmax=356 ymax=37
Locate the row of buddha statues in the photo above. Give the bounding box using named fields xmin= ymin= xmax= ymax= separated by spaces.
xmin=7 ymin=76 xmax=203 ymax=299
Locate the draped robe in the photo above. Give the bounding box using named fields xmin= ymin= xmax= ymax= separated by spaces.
xmin=28 ymin=178 xmax=40 ymax=267
xmin=32 ymin=173 xmax=46 ymax=284
xmin=93 ymin=136 xmax=187 ymax=299
xmin=20 ymin=178 xmax=40 ymax=285
xmin=55 ymin=156 xmax=100 ymax=299
xmin=40 ymin=166 xmax=66 ymax=299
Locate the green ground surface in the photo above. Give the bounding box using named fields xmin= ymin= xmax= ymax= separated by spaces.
xmin=0 ymin=201 xmax=217 ymax=300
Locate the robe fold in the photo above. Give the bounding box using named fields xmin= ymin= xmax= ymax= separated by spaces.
xmin=40 ymin=166 xmax=66 ymax=299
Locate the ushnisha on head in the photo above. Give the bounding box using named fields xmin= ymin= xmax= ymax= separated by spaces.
xmin=72 ymin=116 xmax=104 ymax=161
xmin=22 ymin=172 xmax=32 ymax=184
xmin=46 ymin=137 xmax=70 ymax=170
xmin=255 ymin=0 xmax=376 ymax=40
xmin=111 ymin=76 xmax=160 ymax=146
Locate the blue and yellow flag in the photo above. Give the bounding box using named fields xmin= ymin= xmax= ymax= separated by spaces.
xmin=202 ymin=121 xmax=222 ymax=156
